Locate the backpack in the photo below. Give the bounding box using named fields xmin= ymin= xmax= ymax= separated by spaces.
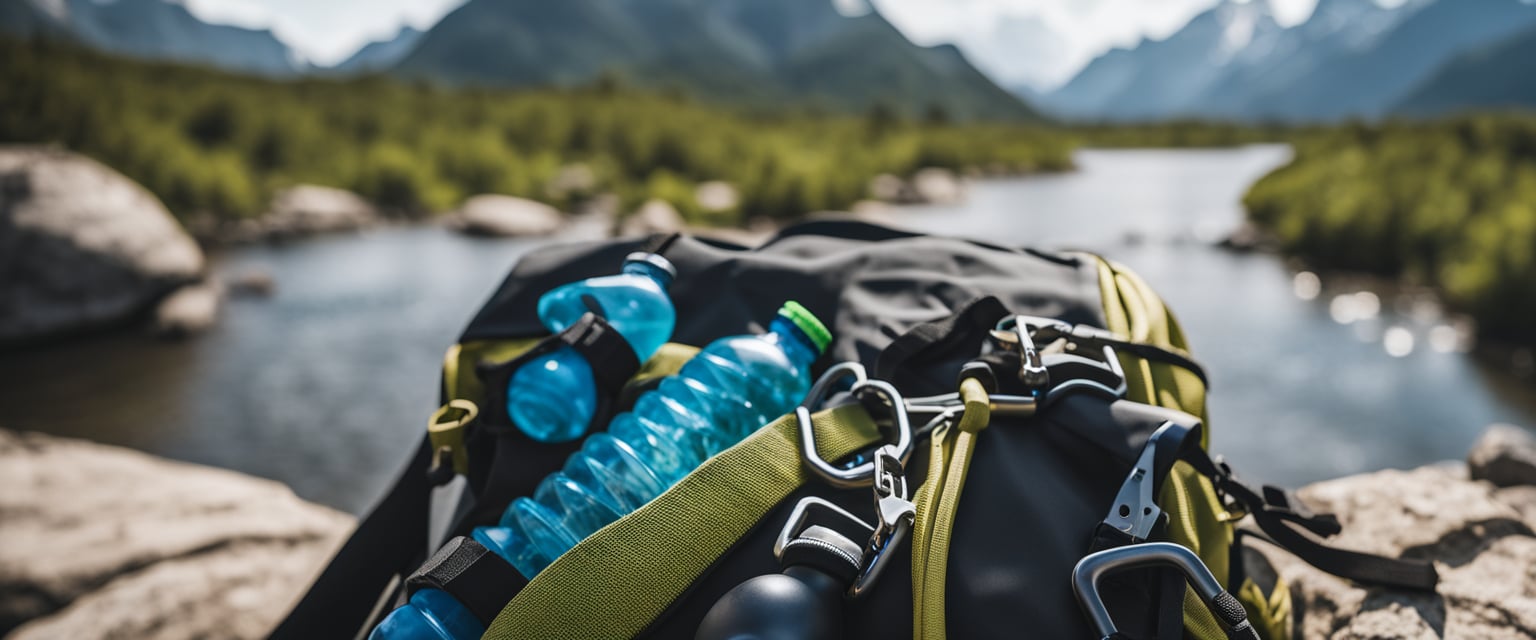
xmin=275 ymin=220 xmax=1437 ymax=640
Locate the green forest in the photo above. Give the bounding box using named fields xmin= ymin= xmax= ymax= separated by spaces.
xmin=4 ymin=37 xmax=1536 ymax=345
xmin=1245 ymin=115 xmax=1536 ymax=342
xmin=0 ymin=38 xmax=1072 ymax=226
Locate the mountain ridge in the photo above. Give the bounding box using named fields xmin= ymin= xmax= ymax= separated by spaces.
xmin=391 ymin=0 xmax=1040 ymax=121
xmin=1039 ymin=0 xmax=1536 ymax=121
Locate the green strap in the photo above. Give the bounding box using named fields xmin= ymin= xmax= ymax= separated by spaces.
xmin=484 ymin=404 xmax=881 ymax=640
xmin=911 ymin=378 xmax=992 ymax=640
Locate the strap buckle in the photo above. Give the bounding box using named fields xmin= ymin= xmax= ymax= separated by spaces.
xmin=428 ymin=399 xmax=479 ymax=478
xmin=796 ymin=364 xmax=914 ymax=489
xmin=1101 ymin=422 xmax=1174 ymax=544
xmin=990 ymin=315 xmax=1127 ymax=404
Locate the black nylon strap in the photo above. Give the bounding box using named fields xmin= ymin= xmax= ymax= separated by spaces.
xmin=559 ymin=312 xmax=642 ymax=395
xmin=270 ymin=437 xmax=432 ymax=640
xmin=405 ymin=536 xmax=524 ymax=627
xmin=1090 ymin=334 xmax=1209 ymax=390
xmin=874 ymin=295 xmax=1010 ymax=384
xmin=1181 ymin=448 xmax=1439 ymax=591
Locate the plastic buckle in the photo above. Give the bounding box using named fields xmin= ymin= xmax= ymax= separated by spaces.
xmin=428 ymin=399 xmax=479 ymax=477
xmin=797 ymin=365 xmax=914 ymax=489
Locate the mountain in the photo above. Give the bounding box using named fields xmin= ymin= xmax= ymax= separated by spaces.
xmin=0 ymin=0 xmax=302 ymax=76
xmin=1042 ymin=0 xmax=1536 ymax=122
xmin=1196 ymin=0 xmax=1411 ymax=119
xmin=1246 ymin=0 xmax=1536 ymax=120
xmin=1043 ymin=0 xmax=1283 ymax=120
xmin=393 ymin=0 xmax=1039 ymax=121
xmin=0 ymin=0 xmax=71 ymax=39
xmin=334 ymin=26 xmax=423 ymax=74
xmin=1396 ymin=25 xmax=1536 ymax=115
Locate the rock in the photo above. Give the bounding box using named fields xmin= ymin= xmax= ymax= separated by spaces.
xmin=909 ymin=167 xmax=965 ymax=205
xmin=0 ymin=430 xmax=352 ymax=639
xmin=694 ymin=181 xmax=739 ymax=213
xmin=0 ymin=147 xmax=205 ymax=342
xmin=1257 ymin=464 xmax=1536 ymax=639
xmin=867 ymin=173 xmax=908 ymax=203
xmin=229 ymin=268 xmax=276 ymax=298
xmin=1215 ymin=221 xmax=1280 ymax=253
xmin=262 ymin=185 xmax=377 ymax=238
xmin=1469 ymin=424 xmax=1536 ymax=487
xmin=619 ymin=199 xmax=685 ymax=237
xmin=867 ymin=170 xmax=966 ymax=205
xmin=452 ymin=195 xmax=564 ymax=237
xmin=153 ymin=280 xmax=223 ymax=337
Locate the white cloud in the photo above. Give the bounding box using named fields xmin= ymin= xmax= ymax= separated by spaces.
xmin=181 ymin=0 xmax=463 ymax=66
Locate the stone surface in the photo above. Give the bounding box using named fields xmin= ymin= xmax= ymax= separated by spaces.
xmin=153 ymin=279 xmax=223 ymax=337
xmin=694 ymin=181 xmax=739 ymax=213
xmin=1469 ymin=423 xmax=1536 ymax=488
xmin=0 ymin=430 xmax=353 ymax=639
xmin=262 ymin=185 xmax=378 ymax=238
xmin=909 ymin=167 xmax=965 ymax=205
xmin=1258 ymin=463 xmax=1536 ymax=639
xmin=866 ymin=169 xmax=966 ymax=205
xmin=0 ymin=147 xmax=205 ymax=342
xmin=451 ymin=194 xmax=564 ymax=237
xmin=619 ymin=198 xmax=685 ymax=237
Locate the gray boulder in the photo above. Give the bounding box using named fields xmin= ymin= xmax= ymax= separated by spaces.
xmin=1260 ymin=463 xmax=1536 ymax=638
xmin=153 ymin=279 xmax=223 ymax=337
xmin=0 ymin=429 xmax=352 ymax=639
xmin=0 ymin=147 xmax=205 ymax=342
xmin=451 ymin=195 xmax=564 ymax=237
xmin=263 ymin=185 xmax=378 ymax=238
xmin=619 ymin=199 xmax=685 ymax=237
xmin=1469 ymin=423 xmax=1536 ymax=488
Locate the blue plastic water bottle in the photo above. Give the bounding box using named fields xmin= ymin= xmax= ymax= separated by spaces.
xmin=509 ymin=252 xmax=676 ymax=443
xmin=367 ymin=588 xmax=484 ymax=640
xmin=475 ymin=302 xmax=832 ymax=579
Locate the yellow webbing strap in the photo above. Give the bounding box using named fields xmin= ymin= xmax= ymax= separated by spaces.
xmin=1093 ymin=256 xmax=1292 ymax=640
xmin=911 ymin=377 xmax=992 ymax=640
xmin=484 ymin=403 xmax=882 ymax=640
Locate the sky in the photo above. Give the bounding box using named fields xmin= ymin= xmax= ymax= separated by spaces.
xmin=180 ymin=0 xmax=1325 ymax=86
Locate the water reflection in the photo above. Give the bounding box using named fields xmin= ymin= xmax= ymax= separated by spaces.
xmin=893 ymin=146 xmax=1536 ymax=487
xmin=1 ymin=147 xmax=1531 ymax=513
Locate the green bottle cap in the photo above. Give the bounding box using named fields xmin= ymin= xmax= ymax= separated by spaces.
xmin=778 ymin=301 xmax=832 ymax=355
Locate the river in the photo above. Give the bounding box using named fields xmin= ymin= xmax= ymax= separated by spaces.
xmin=2 ymin=145 xmax=1532 ymax=514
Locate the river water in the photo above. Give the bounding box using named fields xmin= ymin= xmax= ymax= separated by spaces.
xmin=2 ymin=146 xmax=1532 ymax=514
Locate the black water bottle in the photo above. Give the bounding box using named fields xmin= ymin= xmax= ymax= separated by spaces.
xmin=695 ymin=525 xmax=863 ymax=640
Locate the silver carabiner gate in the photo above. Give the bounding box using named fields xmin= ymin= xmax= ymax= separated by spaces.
xmin=796 ymin=364 xmax=914 ymax=489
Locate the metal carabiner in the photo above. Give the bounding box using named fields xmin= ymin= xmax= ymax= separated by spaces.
xmin=797 ymin=368 xmax=914 ymax=489
xmin=1072 ymin=542 xmax=1260 ymax=640
xmin=851 ymin=444 xmax=915 ymax=597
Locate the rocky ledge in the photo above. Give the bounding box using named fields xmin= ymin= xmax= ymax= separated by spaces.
xmin=4 ymin=425 xmax=1536 ymax=638
xmin=0 ymin=430 xmax=353 ymax=639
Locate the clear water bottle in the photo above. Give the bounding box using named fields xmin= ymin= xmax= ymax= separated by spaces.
xmin=509 ymin=252 xmax=676 ymax=443
xmin=474 ymin=302 xmax=832 ymax=579
xmin=367 ymin=588 xmax=483 ymax=640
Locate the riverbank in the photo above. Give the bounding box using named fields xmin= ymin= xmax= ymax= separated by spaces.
xmin=4 ymin=425 xmax=1536 ymax=638
xmin=1244 ymin=115 xmax=1536 ymax=348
